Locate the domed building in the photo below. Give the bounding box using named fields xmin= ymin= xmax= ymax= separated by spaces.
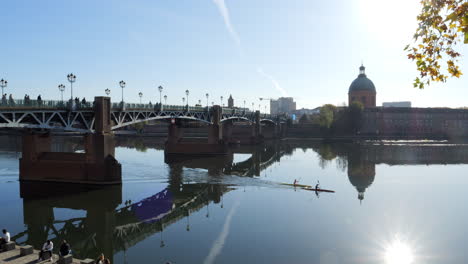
xmin=348 ymin=65 xmax=376 ymax=108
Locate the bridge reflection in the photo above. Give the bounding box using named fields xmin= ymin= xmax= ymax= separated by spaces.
xmin=8 ymin=136 xmax=468 ymax=262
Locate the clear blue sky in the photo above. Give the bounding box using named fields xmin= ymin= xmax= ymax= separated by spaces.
xmin=2 ymin=0 xmax=468 ymax=109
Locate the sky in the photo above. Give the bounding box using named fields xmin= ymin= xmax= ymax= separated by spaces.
xmin=2 ymin=0 xmax=468 ymax=110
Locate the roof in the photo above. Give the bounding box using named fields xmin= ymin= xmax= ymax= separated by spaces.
xmin=349 ymin=65 xmax=376 ymax=93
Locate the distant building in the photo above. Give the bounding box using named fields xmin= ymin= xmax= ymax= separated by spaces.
xmin=228 ymin=95 xmax=234 ymax=108
xmin=293 ymin=107 xmax=321 ymax=116
xmin=348 ymin=65 xmax=376 ymax=108
xmin=270 ymin=97 xmax=296 ymax=115
xmin=382 ymin=101 xmax=411 ymax=108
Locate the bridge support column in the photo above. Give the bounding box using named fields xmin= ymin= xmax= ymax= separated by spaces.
xmin=167 ymin=122 xmax=184 ymax=144
xmin=165 ymin=105 xmax=228 ymax=157
xmin=19 ymin=97 xmax=122 ymax=184
xmin=249 ymin=111 xmax=263 ymax=144
xmin=208 ymin=105 xmax=223 ymax=144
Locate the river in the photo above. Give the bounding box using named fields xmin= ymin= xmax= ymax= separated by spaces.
xmin=1 ymin=136 xmax=468 ymax=264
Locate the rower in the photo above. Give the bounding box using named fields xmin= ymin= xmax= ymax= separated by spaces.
xmin=315 ymin=180 xmax=320 ymax=190
xmin=293 ymin=179 xmax=298 ymax=186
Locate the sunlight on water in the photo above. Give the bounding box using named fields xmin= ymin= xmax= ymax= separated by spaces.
xmin=384 ymin=238 xmax=414 ymax=264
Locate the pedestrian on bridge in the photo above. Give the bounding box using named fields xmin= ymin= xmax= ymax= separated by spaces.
xmin=8 ymin=94 xmax=14 ymax=106
xmin=1 ymin=94 xmax=6 ymax=105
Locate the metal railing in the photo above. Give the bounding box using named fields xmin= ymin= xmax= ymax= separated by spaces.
xmin=0 ymin=99 xmax=93 ymax=110
xmin=0 ymin=99 xmax=271 ymax=117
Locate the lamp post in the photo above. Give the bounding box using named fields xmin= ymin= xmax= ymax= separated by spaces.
xmin=58 ymin=84 xmax=65 ymax=102
xmin=164 ymin=95 xmax=167 ymax=105
xmin=220 ymin=96 xmax=223 ymax=107
xmin=119 ymin=80 xmax=127 ymax=110
xmin=185 ymin=90 xmax=189 ymax=106
xmin=158 ymin=85 xmax=163 ymax=105
xmin=205 ymin=93 xmax=209 ymax=108
xmin=198 ymin=99 xmax=201 ymax=106
xmin=105 ymin=88 xmax=110 ymax=96
xmin=67 ymin=73 xmax=76 ymax=108
xmin=182 ymin=97 xmax=185 ymax=105
xmin=138 ymin=92 xmax=143 ymax=104
xmin=243 ymin=100 xmax=246 ymax=110
xmin=0 ymin=79 xmax=7 ymax=96
xmin=252 ymin=102 xmax=254 ymax=111
xmin=212 ymin=101 xmax=214 ymax=106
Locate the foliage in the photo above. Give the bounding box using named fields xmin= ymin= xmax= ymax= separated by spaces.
xmin=348 ymin=101 xmax=364 ymax=133
xmin=406 ymin=0 xmax=468 ymax=88
xmin=298 ymin=113 xmax=309 ymax=124
xmin=132 ymin=121 xmax=147 ymax=134
xmin=318 ymin=104 xmax=337 ymax=129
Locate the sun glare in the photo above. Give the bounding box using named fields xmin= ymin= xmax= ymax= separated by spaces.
xmin=384 ymin=239 xmax=414 ymax=264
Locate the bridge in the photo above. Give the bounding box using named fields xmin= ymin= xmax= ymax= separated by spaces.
xmin=0 ymin=97 xmax=287 ymax=185
xmin=0 ymin=97 xmax=282 ymax=132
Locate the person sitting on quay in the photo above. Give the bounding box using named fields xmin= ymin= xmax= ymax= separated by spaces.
xmin=96 ymin=253 xmax=105 ymax=264
xmin=0 ymin=229 xmax=11 ymax=248
xmin=38 ymin=240 xmax=53 ymax=261
xmin=59 ymin=240 xmax=71 ymax=257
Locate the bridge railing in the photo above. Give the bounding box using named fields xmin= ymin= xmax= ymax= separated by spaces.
xmin=0 ymin=99 xmax=93 ymax=110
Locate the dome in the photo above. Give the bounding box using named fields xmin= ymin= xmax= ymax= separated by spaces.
xmin=348 ymin=65 xmax=376 ymax=93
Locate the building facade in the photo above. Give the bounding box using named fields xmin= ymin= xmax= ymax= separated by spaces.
xmin=348 ymin=65 xmax=376 ymax=108
xmin=361 ymin=107 xmax=468 ymax=138
xmin=382 ymin=101 xmax=412 ymax=108
xmin=270 ymin=97 xmax=296 ymax=115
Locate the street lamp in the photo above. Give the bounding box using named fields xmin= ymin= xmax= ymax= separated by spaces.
xmin=119 ymin=80 xmax=126 ymax=104
xmin=182 ymin=97 xmax=185 ymax=105
xmin=252 ymin=102 xmax=254 ymax=111
xmin=185 ymin=90 xmax=189 ymax=106
xmin=158 ymin=85 xmax=163 ymax=105
xmin=138 ymin=92 xmax=143 ymax=104
xmin=243 ymin=100 xmax=246 ymax=110
xmin=105 ymin=88 xmax=111 ymax=96
xmin=164 ymin=95 xmax=167 ymax=105
xmin=198 ymin=99 xmax=201 ymax=106
xmin=58 ymin=84 xmax=65 ymax=102
xmin=205 ymin=93 xmax=209 ymax=108
xmin=0 ymin=79 xmax=7 ymax=96
xmin=212 ymin=101 xmax=214 ymax=106
xmin=220 ymin=96 xmax=223 ymax=106
xmin=67 ymin=73 xmax=76 ymax=107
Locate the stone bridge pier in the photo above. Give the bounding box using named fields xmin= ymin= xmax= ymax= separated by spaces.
xmin=19 ymin=97 xmax=122 ymax=184
xmin=165 ymin=105 xmax=229 ymax=156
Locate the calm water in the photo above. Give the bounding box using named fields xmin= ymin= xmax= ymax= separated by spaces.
xmin=1 ymin=136 xmax=468 ymax=264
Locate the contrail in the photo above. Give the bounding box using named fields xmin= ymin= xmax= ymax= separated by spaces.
xmin=257 ymin=67 xmax=288 ymax=97
xmin=212 ymin=0 xmax=288 ymax=97
xmin=203 ymin=200 xmax=241 ymax=264
xmin=212 ymin=0 xmax=241 ymax=48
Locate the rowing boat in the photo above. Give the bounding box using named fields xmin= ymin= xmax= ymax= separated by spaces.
xmin=280 ymin=183 xmax=312 ymax=188
xmin=302 ymin=187 xmax=335 ymax=193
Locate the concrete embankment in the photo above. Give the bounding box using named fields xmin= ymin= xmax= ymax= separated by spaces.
xmin=0 ymin=243 xmax=94 ymax=264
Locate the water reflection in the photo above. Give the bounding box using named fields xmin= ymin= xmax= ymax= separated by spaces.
xmin=2 ymin=135 xmax=468 ymax=263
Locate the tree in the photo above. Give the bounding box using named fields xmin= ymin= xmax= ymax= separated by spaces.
xmin=348 ymin=101 xmax=364 ymax=133
xmin=299 ymin=113 xmax=309 ymax=124
xmin=406 ymin=0 xmax=468 ymax=88
xmin=318 ymin=104 xmax=337 ymax=129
